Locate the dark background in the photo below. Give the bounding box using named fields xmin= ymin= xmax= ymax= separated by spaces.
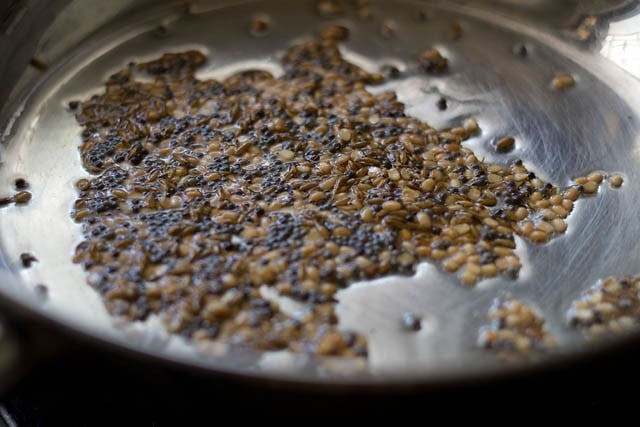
xmin=1 ymin=323 xmax=639 ymax=426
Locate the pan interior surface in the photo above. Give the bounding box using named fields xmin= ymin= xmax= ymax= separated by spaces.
xmin=0 ymin=0 xmax=639 ymax=382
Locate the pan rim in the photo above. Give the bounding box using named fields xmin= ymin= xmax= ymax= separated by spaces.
xmin=1 ymin=0 xmax=639 ymax=387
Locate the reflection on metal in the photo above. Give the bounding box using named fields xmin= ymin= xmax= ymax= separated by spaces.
xmin=601 ymin=14 xmax=640 ymax=78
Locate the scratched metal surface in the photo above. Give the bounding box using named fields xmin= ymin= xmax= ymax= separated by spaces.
xmin=0 ymin=0 xmax=639 ymax=383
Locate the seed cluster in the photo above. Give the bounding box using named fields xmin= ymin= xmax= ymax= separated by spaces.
xmin=568 ymin=275 xmax=640 ymax=337
xmin=71 ymin=34 xmax=594 ymax=356
xmin=478 ymin=298 xmax=557 ymax=359
xmin=0 ymin=178 xmax=32 ymax=207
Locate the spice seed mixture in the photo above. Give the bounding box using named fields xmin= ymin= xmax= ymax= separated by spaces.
xmin=568 ymin=275 xmax=640 ymax=337
xmin=478 ymin=298 xmax=557 ymax=360
xmin=71 ymin=32 xmax=600 ymax=356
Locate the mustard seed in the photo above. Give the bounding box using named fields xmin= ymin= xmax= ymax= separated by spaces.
xmin=436 ymin=97 xmax=447 ymax=111
xmin=20 ymin=253 xmax=38 ymax=268
xmin=14 ymin=178 xmax=29 ymax=190
xmin=401 ymin=312 xmax=422 ymax=331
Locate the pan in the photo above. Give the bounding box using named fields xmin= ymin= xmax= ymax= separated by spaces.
xmin=0 ymin=0 xmax=639 ymax=394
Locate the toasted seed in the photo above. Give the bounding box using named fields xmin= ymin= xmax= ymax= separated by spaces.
xmin=319 ymin=177 xmax=337 ymax=191
xmin=320 ymin=25 xmax=350 ymax=41
xmin=551 ymin=218 xmax=567 ymax=233
xmin=249 ymin=15 xmax=270 ymax=36
xmin=587 ymin=171 xmax=604 ymax=183
xmin=460 ymin=271 xmax=477 ymax=286
xmin=74 ymin=209 xmax=91 ymax=221
xmin=530 ymin=230 xmax=548 ymax=243
xmin=609 ymin=175 xmax=624 ymax=188
xmin=338 ymin=128 xmax=353 ymax=141
xmin=462 ymin=118 xmax=479 ymax=135
xmin=564 ymin=187 xmax=580 ymax=201
xmin=14 ymin=191 xmax=32 ymax=204
xmin=551 ymin=72 xmax=575 ymax=91
xmin=333 ymin=226 xmax=350 ymax=237
xmin=493 ymin=136 xmax=515 ymax=153
xmin=112 ymin=188 xmax=128 ymax=198
xmin=316 ymin=0 xmax=343 ymax=17
xmin=279 ymin=149 xmax=295 ymax=161
xmin=420 ymin=178 xmax=435 ymax=192
xmin=419 ymin=48 xmax=448 ymax=74
xmin=449 ymin=21 xmax=462 ymax=40
xmin=397 ymin=252 xmax=415 ymax=266
xmin=361 ymin=208 xmax=374 ymax=222
xmin=582 ymin=181 xmax=599 ymax=194
xmin=416 ymin=212 xmax=431 ymax=227
xmin=382 ymin=200 xmax=402 ymax=211
xmin=537 ymin=221 xmax=554 ymax=234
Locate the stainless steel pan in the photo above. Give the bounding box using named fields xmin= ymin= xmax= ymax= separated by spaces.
xmin=0 ymin=0 xmax=639 ymax=391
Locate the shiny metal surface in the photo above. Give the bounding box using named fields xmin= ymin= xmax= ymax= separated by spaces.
xmin=0 ymin=0 xmax=639 ymax=383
